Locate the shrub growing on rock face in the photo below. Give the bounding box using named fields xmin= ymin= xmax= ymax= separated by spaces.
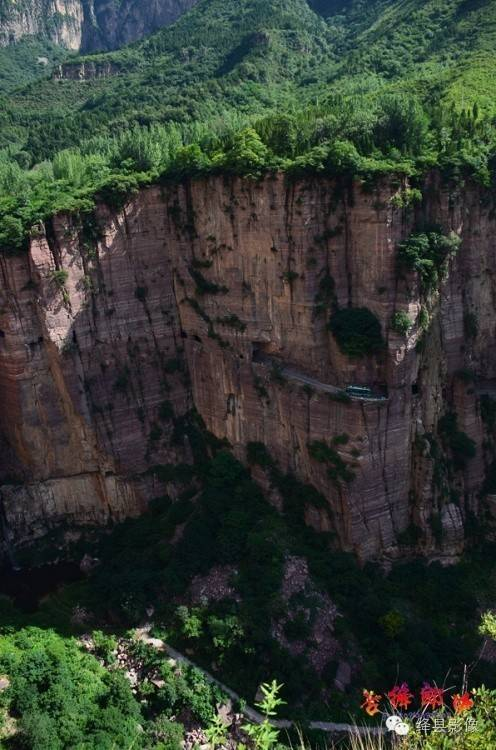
xmin=50 ymin=269 xmax=69 ymax=288
xmin=329 ymin=307 xmax=384 ymax=356
xmin=391 ymin=310 xmax=412 ymax=335
xmin=308 ymin=439 xmax=356 ymax=485
xmin=0 ymin=214 xmax=27 ymax=253
xmin=397 ymin=229 xmax=461 ymax=292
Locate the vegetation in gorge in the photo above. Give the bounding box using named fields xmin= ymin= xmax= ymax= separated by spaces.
xmin=0 ymin=628 xmax=142 ymax=748
xmin=0 ymin=623 xmax=229 ymax=749
xmin=1 ymin=432 xmax=496 ymax=744
xmin=5 ymin=441 xmax=496 ymax=718
xmin=85 ymin=437 xmax=496 ymax=717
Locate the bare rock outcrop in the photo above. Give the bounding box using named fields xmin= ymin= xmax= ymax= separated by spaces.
xmin=0 ymin=0 xmax=198 ymax=52
xmin=0 ymin=0 xmax=84 ymax=49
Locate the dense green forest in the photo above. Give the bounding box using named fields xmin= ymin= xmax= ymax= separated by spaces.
xmin=0 ymin=38 xmax=69 ymax=94
xmin=1 ymin=0 xmax=496 ymax=253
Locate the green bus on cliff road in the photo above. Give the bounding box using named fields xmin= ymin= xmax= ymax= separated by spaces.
xmin=346 ymin=386 xmax=374 ymax=399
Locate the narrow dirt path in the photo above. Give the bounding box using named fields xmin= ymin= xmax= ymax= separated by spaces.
xmin=135 ymin=626 xmax=384 ymax=737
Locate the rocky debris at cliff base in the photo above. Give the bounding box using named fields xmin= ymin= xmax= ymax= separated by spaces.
xmin=334 ymin=661 xmax=352 ymax=691
xmin=84 ymin=634 xmax=244 ymax=749
xmin=188 ymin=565 xmax=239 ymax=605
xmin=271 ymin=556 xmax=353 ymax=676
xmin=80 ymin=553 xmax=101 ymax=574
xmin=182 ymin=726 xmax=209 ymax=750
xmin=70 ymin=605 xmax=93 ymax=626
xmin=182 ymin=713 xmax=245 ymax=750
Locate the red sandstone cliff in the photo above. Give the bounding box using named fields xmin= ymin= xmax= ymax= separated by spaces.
xmin=0 ymin=173 xmax=491 ymax=560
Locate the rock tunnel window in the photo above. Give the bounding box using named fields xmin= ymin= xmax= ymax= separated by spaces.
xmin=252 ymin=342 xmax=274 ymax=363
xmin=252 ymin=343 xmax=263 ymax=362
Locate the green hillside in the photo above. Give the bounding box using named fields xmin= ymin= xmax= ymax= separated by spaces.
xmin=0 ymin=37 xmax=70 ymax=93
xmin=2 ymin=0 xmax=334 ymax=159
xmin=3 ymin=0 xmax=495 ymax=162
xmin=334 ymin=0 xmax=496 ymax=110
xmin=1 ymin=0 xmax=496 ymax=253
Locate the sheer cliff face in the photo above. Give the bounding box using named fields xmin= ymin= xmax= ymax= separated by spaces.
xmin=0 ymin=0 xmax=198 ymax=51
xmin=0 ymin=1 xmax=84 ymax=48
xmin=80 ymin=0 xmax=199 ymax=52
xmin=0 ymin=174 xmax=493 ymax=560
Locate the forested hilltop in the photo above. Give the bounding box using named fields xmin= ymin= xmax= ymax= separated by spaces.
xmin=2 ymin=0 xmax=496 ymax=253
xmin=4 ymin=0 xmax=496 ymax=157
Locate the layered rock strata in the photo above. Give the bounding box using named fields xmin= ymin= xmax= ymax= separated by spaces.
xmin=0 ymin=174 xmax=493 ymax=560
